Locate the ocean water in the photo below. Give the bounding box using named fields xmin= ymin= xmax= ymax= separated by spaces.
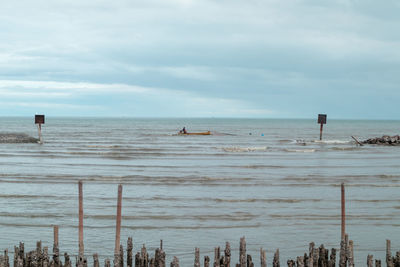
xmin=0 ymin=117 xmax=399 ymax=266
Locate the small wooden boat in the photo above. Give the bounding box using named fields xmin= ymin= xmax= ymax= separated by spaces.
xmin=178 ymin=131 xmax=211 ymax=135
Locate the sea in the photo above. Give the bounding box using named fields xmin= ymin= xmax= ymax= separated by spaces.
xmin=0 ymin=117 xmax=399 ymax=266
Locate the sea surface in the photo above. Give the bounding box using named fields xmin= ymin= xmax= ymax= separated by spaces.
xmin=0 ymin=117 xmax=399 ymax=266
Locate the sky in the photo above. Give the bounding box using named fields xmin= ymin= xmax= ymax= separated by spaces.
xmin=0 ymin=0 xmax=399 ymax=119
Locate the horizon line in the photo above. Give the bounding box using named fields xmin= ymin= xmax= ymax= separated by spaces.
xmin=0 ymin=115 xmax=400 ymax=122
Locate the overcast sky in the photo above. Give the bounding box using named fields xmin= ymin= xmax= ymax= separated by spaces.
xmin=0 ymin=0 xmax=399 ymax=119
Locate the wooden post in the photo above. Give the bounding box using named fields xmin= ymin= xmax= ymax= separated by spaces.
xmin=328 ymin=248 xmax=336 ymax=267
xmin=53 ymin=225 xmax=59 ymax=247
xmin=341 ymin=183 xmax=345 ymax=240
xmin=296 ymin=256 xmax=304 ymax=267
xmin=224 ymin=242 xmax=231 ymax=267
xmin=272 ymin=249 xmax=279 ymax=267
xmin=127 ymin=237 xmax=133 ymax=267
xmin=238 ymin=237 xmax=246 ymax=267
xmin=78 ymin=180 xmax=84 ymax=256
xmin=214 ymin=247 xmax=220 ymax=267
xmin=204 ymin=256 xmax=210 ymax=267
xmin=93 ymin=254 xmax=99 ymax=267
xmin=386 ymin=240 xmax=393 ymax=267
xmin=339 ymin=239 xmax=345 ymax=267
xmin=115 ymin=184 xmax=123 ymax=255
xmin=53 ymin=225 xmax=60 ymax=267
xmin=194 ymin=248 xmax=200 ymax=267
xmin=367 ymin=255 xmax=373 ymax=267
xmin=260 ymin=248 xmax=266 ymax=267
xmin=348 ymin=240 xmax=354 ymax=267
xmin=170 ymin=256 xmax=179 ymax=267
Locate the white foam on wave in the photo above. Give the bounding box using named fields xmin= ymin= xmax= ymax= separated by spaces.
xmin=284 ymin=149 xmax=316 ymax=153
xmin=313 ymin=140 xmax=350 ymax=144
xmin=222 ymin=146 xmax=268 ymax=152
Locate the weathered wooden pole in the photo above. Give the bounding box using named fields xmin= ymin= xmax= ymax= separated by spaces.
xmin=52 ymin=225 xmax=60 ymax=267
xmin=194 ymin=248 xmax=200 ymax=267
xmin=127 ymin=237 xmax=133 ymax=267
xmin=204 ymin=256 xmax=210 ymax=267
xmin=224 ymin=242 xmax=231 ymax=267
xmin=348 ymin=240 xmax=354 ymax=267
xmin=272 ymin=249 xmax=279 ymax=267
xmin=386 ymin=239 xmax=393 ymax=267
xmin=341 ymin=183 xmax=346 ymax=240
xmin=170 ymin=256 xmax=179 ymax=267
xmin=53 ymin=225 xmax=59 ymax=247
xmin=115 ymin=184 xmax=123 ymax=255
xmin=93 ymin=254 xmax=99 ymax=267
xmin=214 ymin=247 xmax=220 ymax=267
xmin=367 ymin=255 xmax=373 ymax=267
xmin=238 ymin=237 xmax=246 ymax=267
xmin=260 ymin=248 xmax=266 ymax=267
xmin=78 ymin=180 xmax=84 ymax=256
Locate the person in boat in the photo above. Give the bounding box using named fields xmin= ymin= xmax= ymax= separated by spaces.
xmin=181 ymin=127 xmax=187 ymax=134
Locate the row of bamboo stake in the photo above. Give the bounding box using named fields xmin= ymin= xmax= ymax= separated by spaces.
xmin=0 ymin=182 xmax=398 ymax=267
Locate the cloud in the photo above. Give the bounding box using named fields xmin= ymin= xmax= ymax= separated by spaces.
xmin=0 ymin=79 xmax=274 ymax=117
xmin=0 ymin=0 xmax=399 ymax=118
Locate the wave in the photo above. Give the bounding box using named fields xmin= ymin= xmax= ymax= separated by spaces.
xmin=221 ymin=146 xmax=268 ymax=152
xmin=284 ymin=149 xmax=316 ymax=153
xmin=312 ymin=140 xmax=351 ymax=144
xmin=330 ymin=146 xmax=361 ymax=151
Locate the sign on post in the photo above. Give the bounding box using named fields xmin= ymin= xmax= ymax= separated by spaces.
xmin=35 ymin=115 xmax=45 ymax=124
xmin=318 ymin=114 xmax=327 ymax=140
xmin=35 ymin=115 xmax=45 ymax=144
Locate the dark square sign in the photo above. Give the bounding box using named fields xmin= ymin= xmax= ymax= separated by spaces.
xmin=35 ymin=115 xmax=45 ymax=124
xmin=318 ymin=114 xmax=327 ymax=124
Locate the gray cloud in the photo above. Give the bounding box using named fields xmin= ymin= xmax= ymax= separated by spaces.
xmin=0 ymin=0 xmax=399 ymax=118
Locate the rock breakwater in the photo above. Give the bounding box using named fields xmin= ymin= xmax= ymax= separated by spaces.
xmin=362 ymin=135 xmax=400 ymax=145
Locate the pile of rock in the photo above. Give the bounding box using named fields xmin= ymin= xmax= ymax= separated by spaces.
xmin=0 ymin=133 xmax=38 ymax=143
xmin=363 ymin=135 xmax=400 ymax=145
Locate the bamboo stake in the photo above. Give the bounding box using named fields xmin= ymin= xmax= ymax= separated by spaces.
xmin=54 ymin=226 xmax=59 ymax=247
xmin=341 ymin=183 xmax=345 ymax=240
xmin=115 ymin=184 xmax=123 ymax=255
xmin=78 ymin=181 xmax=84 ymax=256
